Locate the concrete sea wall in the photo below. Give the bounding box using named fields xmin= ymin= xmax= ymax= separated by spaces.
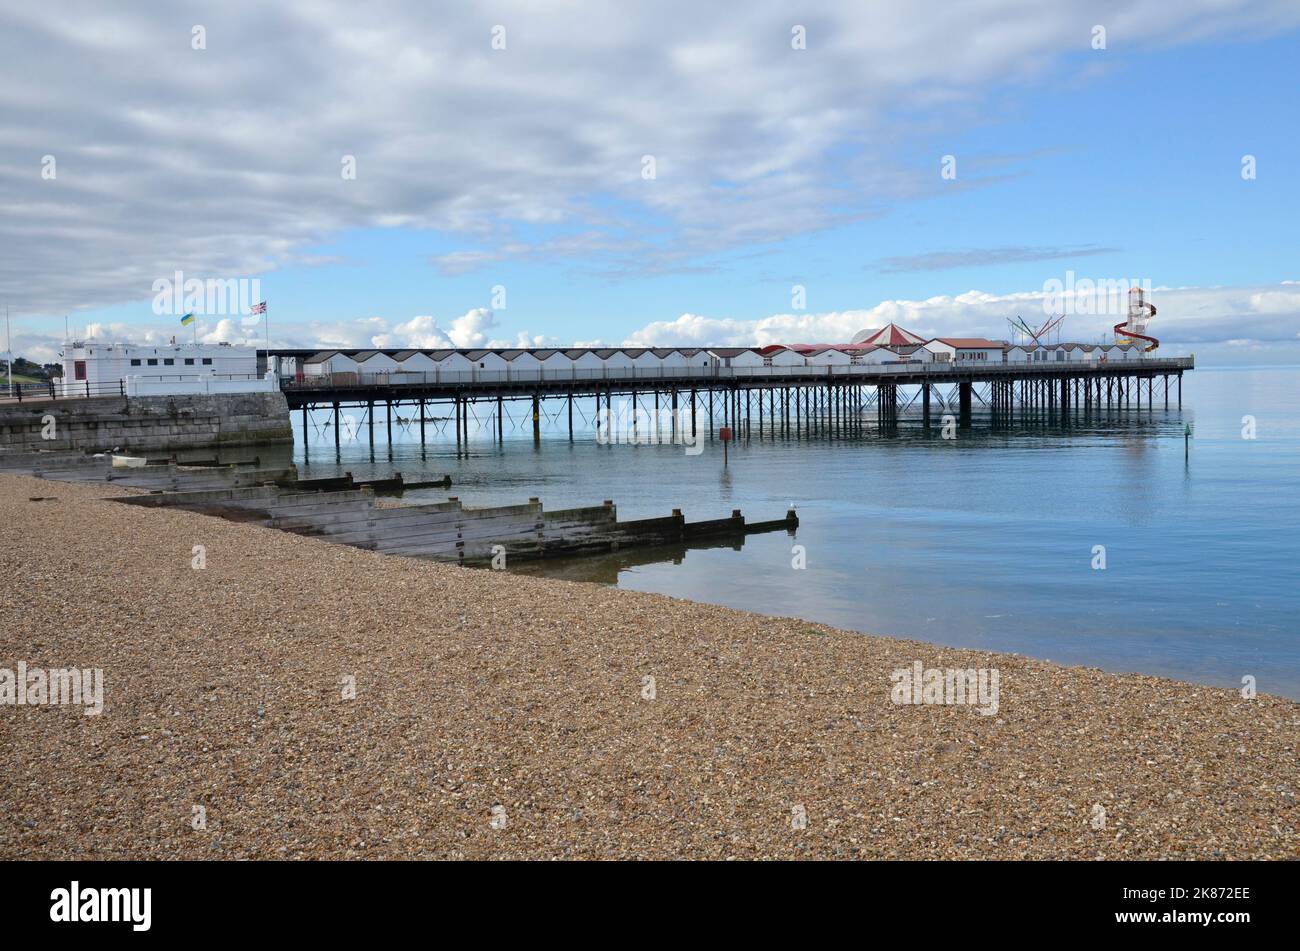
xmin=0 ymin=391 xmax=293 ymax=453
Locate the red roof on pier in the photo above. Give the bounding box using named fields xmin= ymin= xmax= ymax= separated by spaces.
xmin=853 ymin=323 xmax=928 ymax=347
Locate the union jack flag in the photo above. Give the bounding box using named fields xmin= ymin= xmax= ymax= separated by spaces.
xmin=250 ymin=301 xmax=267 ymax=315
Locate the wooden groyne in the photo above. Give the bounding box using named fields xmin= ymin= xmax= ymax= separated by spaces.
xmin=117 ymin=484 xmax=797 ymax=564
xmin=1 ymin=448 xmax=796 ymax=564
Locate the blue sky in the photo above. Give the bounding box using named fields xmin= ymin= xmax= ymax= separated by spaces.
xmin=3 ymin=2 xmax=1298 ymax=362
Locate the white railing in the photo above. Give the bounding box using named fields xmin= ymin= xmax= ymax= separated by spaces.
xmin=288 ymin=356 xmax=1193 ymax=390
xmin=123 ymin=372 xmax=277 ymax=397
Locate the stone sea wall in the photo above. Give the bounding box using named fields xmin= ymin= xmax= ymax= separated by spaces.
xmin=0 ymin=391 xmax=293 ymax=452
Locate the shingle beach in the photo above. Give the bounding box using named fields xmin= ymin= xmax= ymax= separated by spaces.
xmin=1 ymin=473 xmax=1296 ymax=859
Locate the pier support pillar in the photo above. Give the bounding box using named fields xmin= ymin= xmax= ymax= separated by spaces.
xmin=922 ymin=383 xmax=931 ymax=425
xmin=958 ymin=380 xmax=972 ymax=426
xmin=333 ymin=401 xmax=341 ymax=451
xmin=532 ymin=393 xmax=541 ymax=443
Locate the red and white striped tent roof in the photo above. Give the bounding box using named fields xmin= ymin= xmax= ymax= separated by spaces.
xmin=850 ymin=323 xmax=927 ymax=346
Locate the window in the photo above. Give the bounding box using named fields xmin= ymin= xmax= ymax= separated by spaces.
xmin=201 ymin=358 xmax=213 ymax=365
xmin=163 ymin=358 xmax=174 ymax=366
xmin=184 ymin=358 xmax=195 ymax=366
xmin=147 ymin=358 xmax=158 ymax=366
xmin=130 ymin=359 xmax=141 ymax=367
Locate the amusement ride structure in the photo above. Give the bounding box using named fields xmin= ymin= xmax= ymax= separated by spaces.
xmin=1115 ymin=287 xmax=1159 ymax=352
xmin=1006 ymin=313 xmax=1067 ymax=347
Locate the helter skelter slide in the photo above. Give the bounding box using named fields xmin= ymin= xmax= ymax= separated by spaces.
xmin=1115 ymin=286 xmax=1159 ymax=352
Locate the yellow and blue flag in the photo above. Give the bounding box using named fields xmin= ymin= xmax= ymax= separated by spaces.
xmin=180 ymin=312 xmax=194 ymax=326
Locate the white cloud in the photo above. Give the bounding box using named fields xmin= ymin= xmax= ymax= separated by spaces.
xmin=9 ymin=279 xmax=1300 ymax=365
xmin=620 ymin=281 xmax=1300 ymax=349
xmin=4 ymin=1 xmax=1299 ymax=315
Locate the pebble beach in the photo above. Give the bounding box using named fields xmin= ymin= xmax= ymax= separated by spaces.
xmin=1 ymin=472 xmax=1296 ymax=860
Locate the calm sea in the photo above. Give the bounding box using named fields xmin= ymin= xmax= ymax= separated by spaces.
xmin=290 ymin=365 xmax=1300 ymax=699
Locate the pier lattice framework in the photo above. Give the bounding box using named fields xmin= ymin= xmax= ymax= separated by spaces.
xmin=272 ymin=354 xmax=1193 ymax=449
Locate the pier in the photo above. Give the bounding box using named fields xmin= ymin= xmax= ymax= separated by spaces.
xmin=267 ymin=352 xmax=1194 ymax=449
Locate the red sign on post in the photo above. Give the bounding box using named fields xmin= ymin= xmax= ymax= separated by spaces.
xmin=719 ymin=426 xmax=733 ymax=442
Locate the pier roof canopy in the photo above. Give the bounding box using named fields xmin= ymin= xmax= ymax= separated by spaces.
xmin=852 ymin=323 xmax=928 ymax=346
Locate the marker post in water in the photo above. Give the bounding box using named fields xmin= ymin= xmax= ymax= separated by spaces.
xmin=719 ymin=425 xmax=732 ymax=465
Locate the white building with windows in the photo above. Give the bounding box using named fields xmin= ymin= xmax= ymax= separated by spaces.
xmin=923 ymin=338 xmax=1006 ymax=364
xmin=60 ymin=340 xmax=272 ymax=396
